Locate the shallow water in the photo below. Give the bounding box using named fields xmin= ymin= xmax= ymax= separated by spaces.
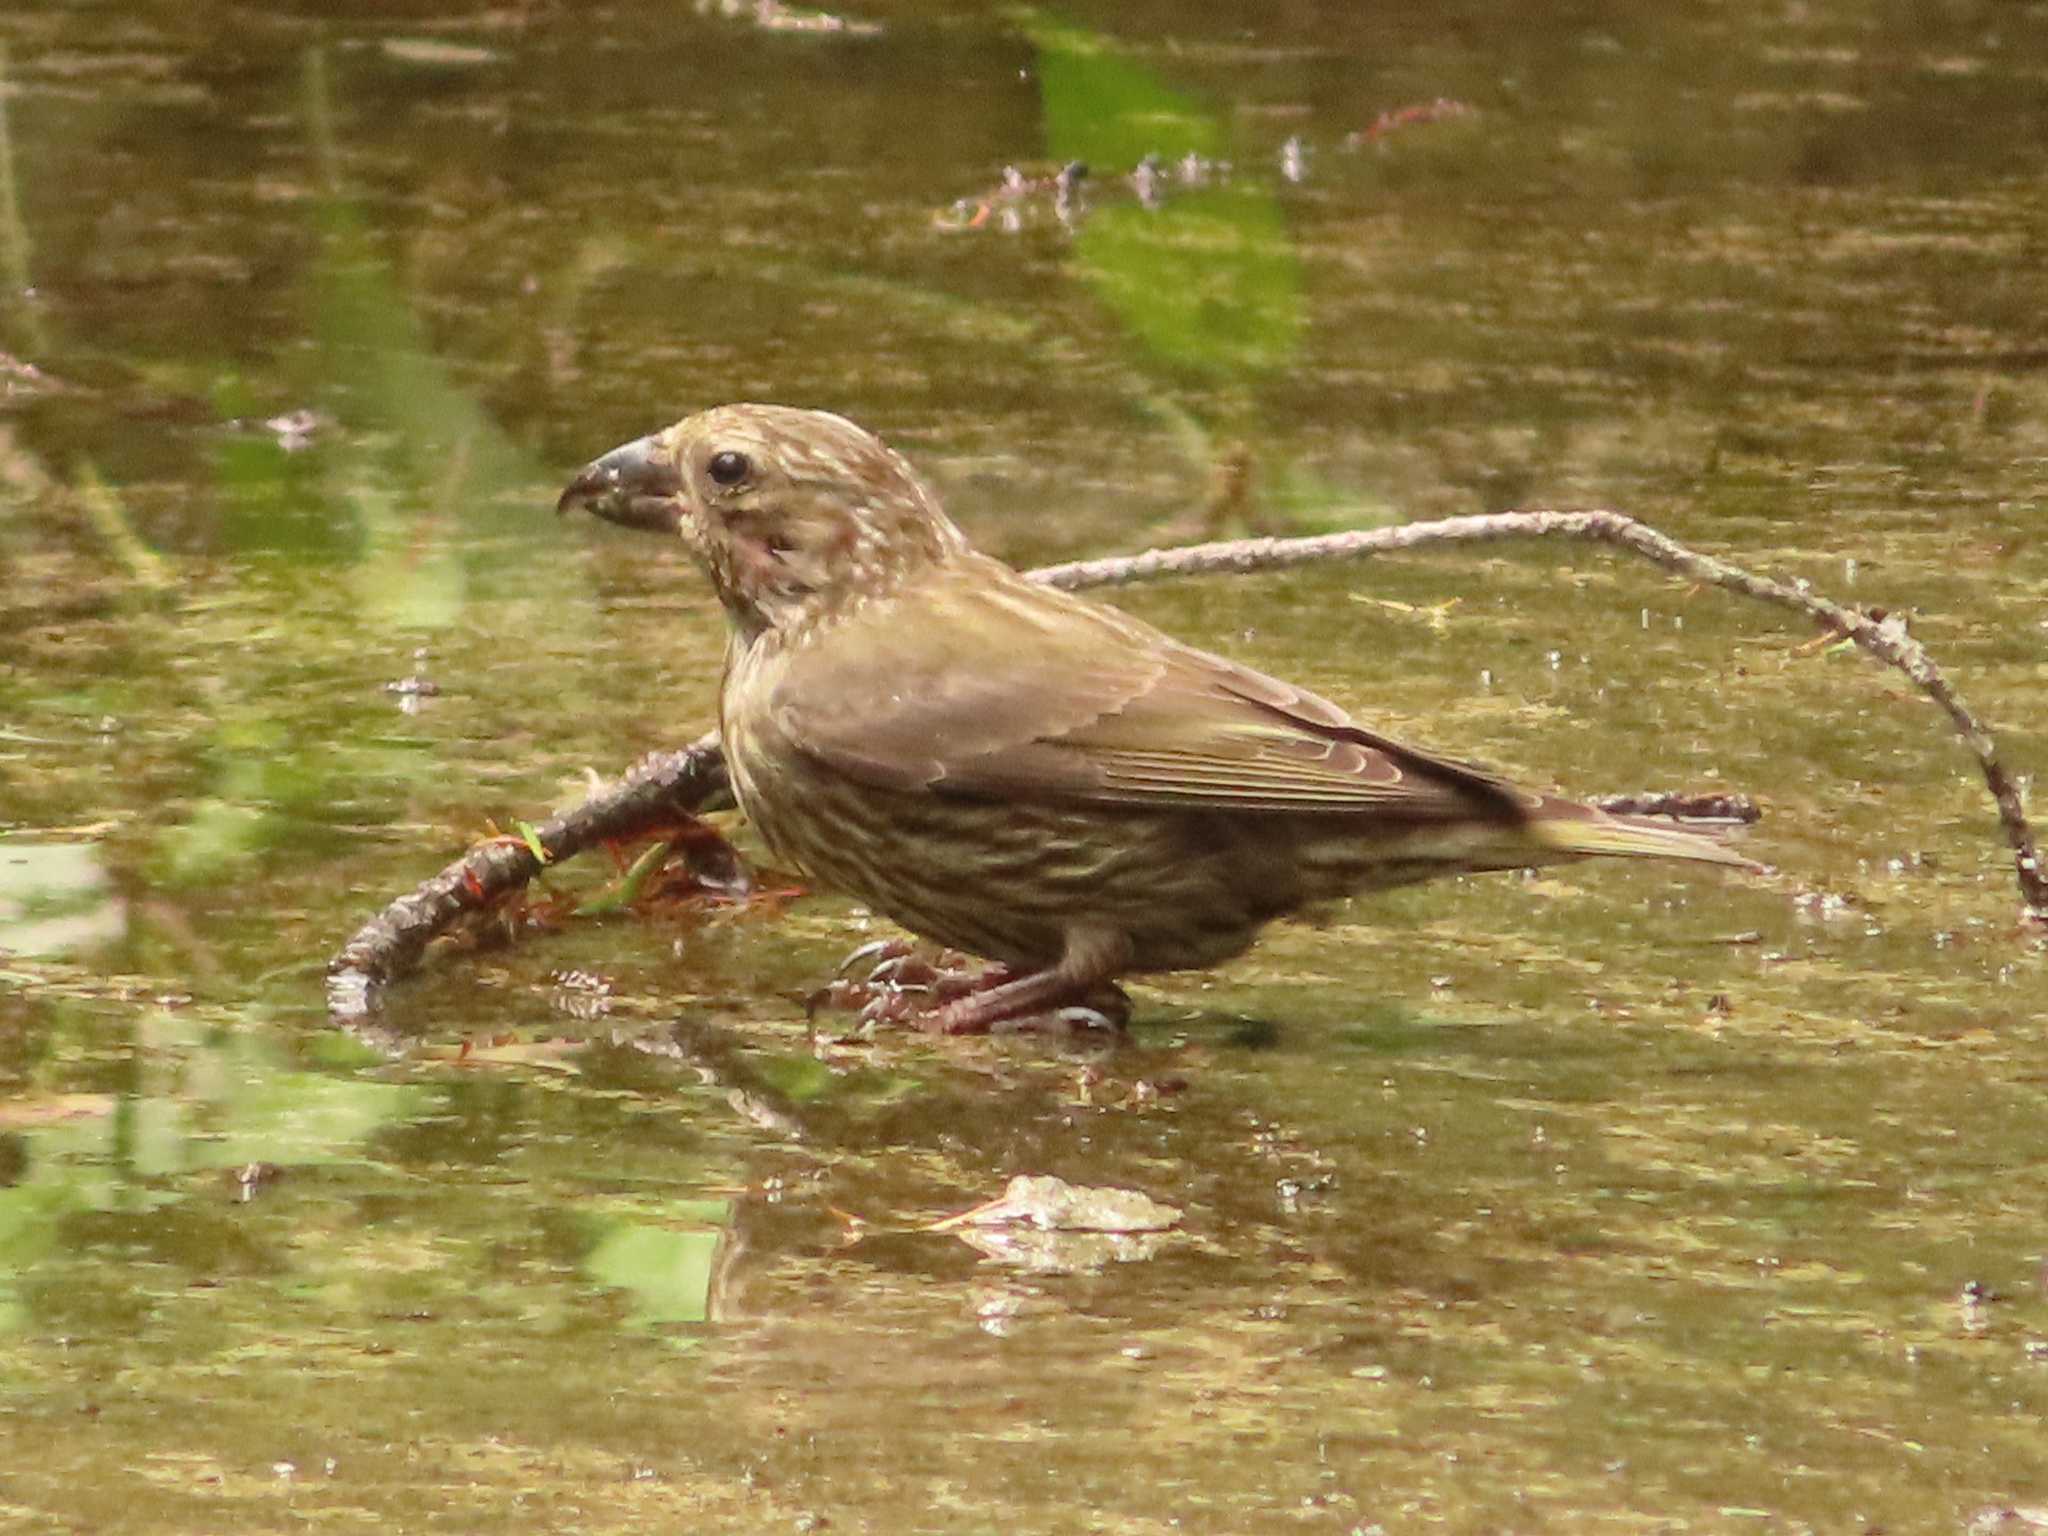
xmin=2 ymin=2 xmax=2047 ymax=1530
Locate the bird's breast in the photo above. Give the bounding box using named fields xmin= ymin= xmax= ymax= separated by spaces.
xmin=717 ymin=644 xmax=796 ymax=859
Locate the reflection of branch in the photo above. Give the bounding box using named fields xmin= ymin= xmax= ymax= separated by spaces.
xmin=628 ymin=1017 xmax=809 ymax=1143
xmin=329 ymin=510 xmax=2045 ymax=1010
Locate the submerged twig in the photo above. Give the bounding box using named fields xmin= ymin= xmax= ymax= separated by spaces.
xmin=329 ymin=509 xmax=2044 ymax=1010
xmin=326 ymin=734 xmax=730 ymax=1016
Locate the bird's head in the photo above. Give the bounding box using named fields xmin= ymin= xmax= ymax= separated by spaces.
xmin=558 ymin=404 xmax=970 ymax=637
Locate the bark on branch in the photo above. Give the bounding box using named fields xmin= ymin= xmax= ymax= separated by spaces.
xmin=329 ymin=508 xmax=2045 ymax=1015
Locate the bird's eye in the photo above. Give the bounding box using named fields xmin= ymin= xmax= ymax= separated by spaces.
xmin=707 ymin=450 xmax=751 ymax=487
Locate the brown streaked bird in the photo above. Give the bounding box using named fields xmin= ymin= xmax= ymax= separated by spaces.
xmin=559 ymin=405 xmax=1758 ymax=1033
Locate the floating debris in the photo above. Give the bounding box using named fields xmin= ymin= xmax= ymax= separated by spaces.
xmin=696 ymin=0 xmax=883 ymax=35
xmin=1279 ymin=135 xmax=1307 ymax=183
xmin=1791 ymin=888 xmax=1858 ymax=922
xmin=378 ymin=38 xmax=500 ymax=68
xmin=228 ymin=1161 xmax=285 ymax=1203
xmin=384 ymin=647 xmax=440 ymax=713
xmin=1345 ymin=97 xmax=1476 ymax=148
xmin=899 ymin=1178 xmax=1190 ymax=1273
xmin=263 ymin=408 xmax=329 ymax=451
xmin=1966 ymin=1507 xmax=2048 ymax=1536
xmin=935 ymin=160 xmax=1087 ymax=232
xmin=0 ymin=350 xmax=63 ymax=396
xmin=932 ymin=1174 xmax=1182 ymax=1234
xmin=1590 ymin=790 xmax=1762 ymax=825
xmin=951 ymin=1225 xmax=1176 ymax=1274
xmin=935 ymin=102 xmax=1476 ymax=231
xmin=1052 ymin=159 xmax=1086 ymax=224
xmin=1130 ymin=152 xmax=1166 ymax=209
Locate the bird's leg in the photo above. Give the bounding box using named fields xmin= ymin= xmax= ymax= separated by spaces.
xmin=931 ymin=973 xmax=1133 ymax=1035
xmin=929 ymin=928 xmax=1133 ymax=1035
xmin=810 ymin=930 xmax=1132 ymax=1035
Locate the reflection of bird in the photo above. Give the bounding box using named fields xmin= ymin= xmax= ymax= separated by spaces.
xmin=560 ymin=405 xmax=1757 ymax=1033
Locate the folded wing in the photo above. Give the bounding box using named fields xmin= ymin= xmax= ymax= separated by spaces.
xmin=770 ymin=558 xmax=1526 ymax=821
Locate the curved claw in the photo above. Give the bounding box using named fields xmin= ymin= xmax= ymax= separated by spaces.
xmin=837 ymin=937 xmax=912 ymax=976
xmin=857 ymin=983 xmax=932 ymax=1028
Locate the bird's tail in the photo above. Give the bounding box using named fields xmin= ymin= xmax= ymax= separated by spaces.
xmin=1529 ymin=804 xmax=1766 ymax=874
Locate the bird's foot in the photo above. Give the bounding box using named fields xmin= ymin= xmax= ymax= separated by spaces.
xmin=806 ymin=941 xmax=993 ymax=1033
xmin=806 ymin=944 xmax=1129 ymax=1036
xmin=927 ymin=975 xmax=1132 ymax=1036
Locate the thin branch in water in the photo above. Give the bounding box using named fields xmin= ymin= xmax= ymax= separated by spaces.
xmin=327 ymin=734 xmax=730 ymax=1017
